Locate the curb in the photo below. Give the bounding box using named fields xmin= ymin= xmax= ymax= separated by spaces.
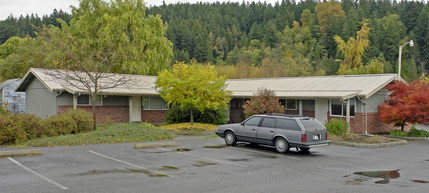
xmin=331 ymin=139 xmax=408 ymax=148
xmin=387 ymin=136 xmax=429 ymax=141
xmin=0 ymin=149 xmax=42 ymax=158
xmin=134 ymin=142 xmax=178 ymax=149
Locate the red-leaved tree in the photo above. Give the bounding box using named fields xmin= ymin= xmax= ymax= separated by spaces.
xmin=378 ymin=80 xmax=429 ymax=131
xmin=243 ymin=88 xmax=285 ymax=119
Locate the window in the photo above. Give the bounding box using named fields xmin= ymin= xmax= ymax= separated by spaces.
xmin=280 ymin=99 xmax=297 ymax=110
xmin=77 ymin=95 xmax=102 ymax=106
xmin=286 ymin=99 xmax=297 ymax=110
xmin=276 ymin=119 xmax=301 ymax=131
xmin=244 ymin=117 xmax=261 ymax=126
xmin=142 ymin=96 xmax=169 ymax=110
xmin=261 ymin=117 xmax=276 ymax=128
xmin=330 ymin=99 xmax=355 ymax=116
xmin=77 ymin=95 xmax=89 ymax=105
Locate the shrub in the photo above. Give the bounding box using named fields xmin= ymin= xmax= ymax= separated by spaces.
xmin=389 ymin=130 xmax=408 ymax=137
xmin=242 ymin=88 xmax=285 ymax=119
xmin=389 ymin=126 xmax=429 ymax=137
xmin=408 ymin=127 xmax=429 ymax=137
xmin=0 ymin=113 xmax=43 ymax=144
xmin=43 ymin=109 xmax=93 ymax=136
xmin=325 ymin=118 xmax=348 ymax=136
xmin=166 ymin=105 xmax=227 ymax=125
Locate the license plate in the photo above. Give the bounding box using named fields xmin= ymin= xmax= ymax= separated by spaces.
xmin=313 ymin=134 xmax=320 ymax=140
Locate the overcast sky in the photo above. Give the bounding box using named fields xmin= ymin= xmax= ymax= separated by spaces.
xmin=0 ymin=0 xmax=282 ymax=20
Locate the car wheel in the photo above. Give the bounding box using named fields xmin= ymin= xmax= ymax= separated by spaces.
xmin=275 ymin=137 xmax=289 ymax=153
xmin=224 ymin=131 xmax=237 ymax=146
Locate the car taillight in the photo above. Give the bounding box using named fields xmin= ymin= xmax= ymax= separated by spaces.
xmin=301 ymin=134 xmax=307 ymax=142
xmin=326 ymin=132 xmax=328 ymax=140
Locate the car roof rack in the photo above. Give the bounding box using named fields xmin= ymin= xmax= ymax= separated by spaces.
xmin=267 ymin=113 xmax=307 ymax=118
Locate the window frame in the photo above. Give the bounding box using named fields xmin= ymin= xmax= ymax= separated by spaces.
xmin=77 ymin=95 xmax=103 ymax=106
xmin=285 ymin=99 xmax=297 ymax=110
xmin=329 ymin=99 xmax=356 ymax=117
xmin=141 ymin=96 xmax=169 ymax=110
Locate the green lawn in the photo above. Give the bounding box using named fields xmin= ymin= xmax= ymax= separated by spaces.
xmin=18 ymin=122 xmax=175 ymax=147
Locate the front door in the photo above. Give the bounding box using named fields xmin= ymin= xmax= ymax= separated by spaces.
xmin=129 ymin=96 xmax=141 ymax=122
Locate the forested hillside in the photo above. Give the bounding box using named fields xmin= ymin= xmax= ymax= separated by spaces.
xmin=1 ymin=0 xmax=428 ymax=81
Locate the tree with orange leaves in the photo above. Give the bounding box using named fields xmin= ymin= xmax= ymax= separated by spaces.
xmin=378 ymin=80 xmax=429 ymax=131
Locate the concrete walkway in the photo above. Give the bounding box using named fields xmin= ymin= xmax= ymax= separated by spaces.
xmin=415 ymin=125 xmax=429 ymax=132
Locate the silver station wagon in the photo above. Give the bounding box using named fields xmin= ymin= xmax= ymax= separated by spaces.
xmin=215 ymin=114 xmax=330 ymax=153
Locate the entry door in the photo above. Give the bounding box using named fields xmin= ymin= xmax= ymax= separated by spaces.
xmin=129 ymin=96 xmax=141 ymax=122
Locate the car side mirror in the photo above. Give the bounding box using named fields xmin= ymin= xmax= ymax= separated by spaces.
xmin=240 ymin=122 xmax=245 ymax=126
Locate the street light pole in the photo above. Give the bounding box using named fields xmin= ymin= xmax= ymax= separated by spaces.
xmin=398 ymin=40 xmax=414 ymax=78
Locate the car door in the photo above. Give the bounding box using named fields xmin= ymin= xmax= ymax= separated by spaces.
xmin=236 ymin=116 xmax=261 ymax=143
xmin=257 ymin=117 xmax=276 ymax=145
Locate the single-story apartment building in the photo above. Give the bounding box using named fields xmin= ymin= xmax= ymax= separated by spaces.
xmin=16 ymin=68 xmax=403 ymax=134
xmin=1 ymin=78 xmax=25 ymax=114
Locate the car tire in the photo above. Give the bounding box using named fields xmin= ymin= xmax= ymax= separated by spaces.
xmin=224 ymin=131 xmax=237 ymax=146
xmin=275 ymin=137 xmax=289 ymax=153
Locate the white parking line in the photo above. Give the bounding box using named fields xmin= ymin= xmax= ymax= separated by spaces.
xmin=157 ymin=147 xmax=248 ymax=168
xmin=206 ymin=143 xmax=301 ymax=161
xmin=7 ymin=157 xmax=69 ymax=190
xmin=88 ymin=150 xmax=167 ymax=176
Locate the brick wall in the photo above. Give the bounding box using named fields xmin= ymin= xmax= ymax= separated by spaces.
xmin=327 ymin=112 xmax=410 ymax=134
xmin=141 ymin=110 xmax=168 ymax=123
xmin=58 ymin=105 xmax=129 ymax=124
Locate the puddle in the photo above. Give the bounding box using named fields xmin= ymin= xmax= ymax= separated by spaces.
xmin=176 ymin=148 xmax=192 ymax=152
xmin=203 ymin=145 xmax=227 ymax=149
xmin=229 ymin=158 xmax=249 ymax=162
xmin=192 ymin=161 xmax=217 ymax=167
xmin=76 ymin=168 xmax=168 ymax=177
xmin=412 ymin=180 xmax=429 ymax=183
xmin=352 ymin=170 xmax=400 ymax=184
xmin=159 ymin=166 xmax=179 ymax=171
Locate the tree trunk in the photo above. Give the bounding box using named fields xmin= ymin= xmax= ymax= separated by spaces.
xmin=190 ymin=108 xmax=194 ymax=125
xmin=401 ymin=121 xmax=406 ymax=132
xmin=92 ymin=94 xmax=97 ymax=130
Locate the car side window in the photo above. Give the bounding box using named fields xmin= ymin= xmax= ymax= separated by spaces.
xmin=276 ymin=118 xmax=301 ymax=131
xmin=261 ymin=117 xmax=276 ymax=128
xmin=244 ymin=117 xmax=262 ymax=126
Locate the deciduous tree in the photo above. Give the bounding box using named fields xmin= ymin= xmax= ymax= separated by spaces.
xmin=378 ymin=80 xmax=429 ymax=131
xmin=243 ymin=88 xmax=285 ymax=118
xmin=155 ymin=62 xmax=231 ymax=125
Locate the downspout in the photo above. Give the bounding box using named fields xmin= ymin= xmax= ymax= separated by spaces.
xmin=340 ymin=99 xmax=350 ymax=133
xmin=357 ymin=97 xmax=368 ymax=135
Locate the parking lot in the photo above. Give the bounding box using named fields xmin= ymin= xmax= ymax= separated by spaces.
xmin=1 ymin=137 xmax=429 ymax=193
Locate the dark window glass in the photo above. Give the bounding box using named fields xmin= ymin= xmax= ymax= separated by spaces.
xmin=332 ymin=104 xmax=342 ymax=116
xmin=301 ymin=119 xmax=325 ymax=130
xmin=279 ymin=99 xmax=286 ymax=108
xmin=78 ymin=95 xmax=89 ymax=105
xmin=276 ymin=119 xmax=301 ymax=131
xmin=286 ymin=99 xmax=297 ymax=109
xmin=244 ymin=117 xmax=261 ymax=126
xmin=261 ymin=117 xmax=276 ymax=128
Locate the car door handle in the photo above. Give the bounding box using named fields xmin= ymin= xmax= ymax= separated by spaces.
xmin=252 ymin=129 xmax=256 ymax=131
xmin=270 ymin=131 xmax=274 ymax=133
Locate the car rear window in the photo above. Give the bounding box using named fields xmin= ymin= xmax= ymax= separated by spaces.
xmin=301 ymin=119 xmax=325 ymax=130
xmin=276 ymin=118 xmax=301 ymax=131
xmin=261 ymin=117 xmax=276 ymax=128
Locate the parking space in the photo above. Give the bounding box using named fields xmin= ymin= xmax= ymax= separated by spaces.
xmin=1 ymin=137 xmax=429 ymax=193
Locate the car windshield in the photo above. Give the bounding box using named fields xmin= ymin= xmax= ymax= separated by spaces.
xmin=301 ymin=119 xmax=325 ymax=131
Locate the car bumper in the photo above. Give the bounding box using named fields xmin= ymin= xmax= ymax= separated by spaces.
xmin=215 ymin=131 xmax=225 ymax=138
xmin=291 ymin=140 xmax=331 ymax=148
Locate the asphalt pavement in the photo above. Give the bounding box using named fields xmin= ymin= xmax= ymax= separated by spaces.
xmin=1 ymin=136 xmax=428 ymax=193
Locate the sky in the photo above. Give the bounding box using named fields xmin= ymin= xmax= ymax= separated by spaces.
xmin=0 ymin=0 xmax=282 ymax=20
